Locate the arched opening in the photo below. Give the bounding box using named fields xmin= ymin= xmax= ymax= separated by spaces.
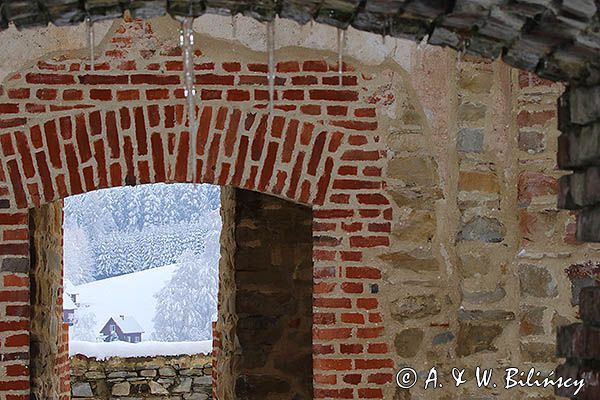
xmin=28 ymin=183 xmax=314 ymax=399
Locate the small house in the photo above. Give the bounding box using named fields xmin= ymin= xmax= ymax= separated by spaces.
xmin=100 ymin=316 xmax=144 ymax=343
xmin=62 ymin=293 xmax=77 ymax=326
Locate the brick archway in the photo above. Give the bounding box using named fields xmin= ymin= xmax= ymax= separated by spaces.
xmin=0 ymin=17 xmax=395 ymax=400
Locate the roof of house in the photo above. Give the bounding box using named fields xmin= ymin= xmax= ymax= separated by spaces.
xmin=63 ymin=292 xmax=77 ymax=311
xmin=109 ymin=316 xmax=144 ymax=334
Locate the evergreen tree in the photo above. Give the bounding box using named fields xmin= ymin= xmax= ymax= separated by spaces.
xmin=152 ymin=248 xmax=218 ymax=342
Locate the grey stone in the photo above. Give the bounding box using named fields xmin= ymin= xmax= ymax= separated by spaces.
xmin=111 ymin=381 xmax=130 ymax=396
xmin=432 ymin=331 xmax=455 ymax=345
xmin=159 ymin=366 xmax=177 ymax=377
xmin=457 ymin=216 xmax=505 ymax=243
xmin=173 ymin=378 xmax=193 ymax=393
xmin=391 ymin=294 xmax=441 ymax=322
xmin=139 ymin=369 xmax=157 ymax=377
xmin=457 ymin=128 xmax=484 ymax=153
xmin=462 ymin=284 xmax=506 ymax=304
xmin=394 ymin=328 xmax=424 ymax=357
xmin=71 ymin=382 xmax=93 ymax=397
xmin=518 ymin=264 xmax=559 ymax=298
xmin=1 ymin=257 xmax=29 ymax=273
xmin=148 ymin=380 xmax=169 ymax=395
xmin=84 ymin=371 xmax=105 ymax=379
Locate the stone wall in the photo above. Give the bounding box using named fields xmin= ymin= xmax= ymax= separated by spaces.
xmin=29 ymin=201 xmax=70 ymax=400
xmin=215 ymin=188 xmax=313 ymax=400
xmin=0 ymin=14 xmax=599 ymax=400
xmin=70 ymin=353 xmax=212 ymax=399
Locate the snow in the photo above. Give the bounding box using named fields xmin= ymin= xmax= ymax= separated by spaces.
xmin=109 ymin=316 xmax=144 ymax=334
xmin=63 ymin=293 xmax=77 ymax=311
xmin=73 ymin=264 xmax=178 ymax=339
xmin=70 ymin=340 xmax=212 ymax=360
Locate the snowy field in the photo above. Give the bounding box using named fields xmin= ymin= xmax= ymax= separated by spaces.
xmin=70 ymin=340 xmax=212 ymax=360
xmin=72 ymin=264 xmax=178 ymax=339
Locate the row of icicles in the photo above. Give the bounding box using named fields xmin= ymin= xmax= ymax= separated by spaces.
xmin=85 ymin=16 xmax=349 ymax=181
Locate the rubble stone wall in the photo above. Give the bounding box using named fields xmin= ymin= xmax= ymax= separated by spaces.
xmin=70 ymin=353 xmax=212 ymax=399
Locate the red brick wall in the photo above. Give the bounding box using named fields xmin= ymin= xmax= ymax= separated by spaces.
xmin=0 ymin=17 xmax=392 ymax=400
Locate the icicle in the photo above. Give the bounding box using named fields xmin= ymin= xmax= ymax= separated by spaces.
xmin=337 ymin=28 xmax=346 ymax=86
xmin=180 ymin=17 xmax=198 ymax=180
xmin=267 ymin=20 xmax=276 ymax=114
xmin=86 ymin=16 xmax=95 ymax=71
xmin=417 ymin=34 xmax=429 ymax=50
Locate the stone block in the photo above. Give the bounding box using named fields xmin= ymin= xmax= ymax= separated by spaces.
xmin=111 ymin=381 xmax=130 ymax=396
xmin=519 ymin=305 xmax=545 ymax=336
xmin=71 ymin=382 xmax=93 ymax=397
xmin=394 ymin=328 xmax=424 ymax=358
xmin=391 ymin=294 xmax=441 ymax=322
xmin=569 ymin=85 xmax=600 ymax=125
xmin=457 ymin=216 xmax=505 ymax=243
xmin=457 ymin=128 xmax=484 ymax=152
xmin=580 ymin=286 xmax=600 ymax=325
xmin=518 ymin=264 xmax=558 ymax=298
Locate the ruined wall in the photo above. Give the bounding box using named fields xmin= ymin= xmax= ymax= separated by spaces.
xmin=70 ymin=353 xmax=212 ymax=399
xmin=29 ymin=200 xmax=69 ymax=400
xmin=216 ymin=188 xmax=313 ymax=400
xmin=0 ymin=14 xmax=596 ymax=400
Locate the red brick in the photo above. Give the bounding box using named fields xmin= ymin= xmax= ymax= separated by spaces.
xmin=315 ymin=389 xmax=353 ymax=399
xmin=248 ymin=63 xmax=268 ymax=73
xmin=314 ymin=298 xmax=352 ymax=309
xmin=6 ymin=364 xmax=28 ymax=377
xmin=117 ymin=89 xmax=139 ymax=101
xmin=357 ymin=194 xmax=389 ymax=205
xmin=301 ymin=105 xmax=321 ymax=115
xmin=314 ymin=312 xmax=336 ymax=325
xmin=314 ymin=374 xmax=337 ymax=384
xmin=131 ymin=74 xmax=180 ymax=85
xmin=341 ymin=313 xmax=365 ymax=324
xmin=0 ymin=104 xmax=19 ymax=114
xmin=222 ymin=62 xmax=241 ymax=72
xmin=357 ymin=298 xmax=379 ymax=310
xmin=276 ymin=61 xmax=300 ymax=72
xmin=258 ymin=142 xmax=279 ymax=192
xmin=342 ymin=282 xmax=364 ymax=293
xmin=5 ymin=334 xmax=28 ymax=347
xmin=355 ymin=359 xmax=394 ymax=369
xmin=314 ymin=328 xmax=352 ymax=340
xmin=197 ymin=74 xmax=235 ymax=85
xmin=146 ymin=88 xmax=169 ymax=100
xmin=79 ymin=74 xmax=128 ymax=85
xmin=346 ymin=267 xmax=381 ymax=279
xmin=357 ymin=327 xmax=384 ymax=338
xmin=227 ymin=89 xmax=250 ymax=101
xmin=358 ymin=388 xmax=383 ymax=398
xmin=327 ymin=105 xmax=348 ymax=116
xmin=26 ymin=73 xmax=75 ymax=84
xmin=90 ymin=89 xmax=112 ymax=100
xmin=75 ymin=114 xmax=92 ymax=162
xmin=292 ymin=75 xmax=318 ymax=85
xmin=0 ymin=290 xmax=29 ymax=302
xmin=8 ymin=88 xmax=29 ymax=99
xmin=14 ymin=133 xmax=35 ymax=179
xmin=367 ymin=344 xmax=388 ymax=354
xmin=313 ymin=345 xmax=335 ymax=355
xmin=303 ymin=60 xmax=328 ymax=72
xmin=314 ymin=358 xmax=352 ymax=371
xmin=282 ymin=119 xmax=299 ymax=163
xmin=310 ymin=89 xmax=359 ymax=101
xmin=340 ymin=343 xmax=363 ymax=354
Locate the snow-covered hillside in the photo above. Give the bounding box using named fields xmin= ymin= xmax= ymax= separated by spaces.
xmin=72 ymin=264 xmax=178 ymax=340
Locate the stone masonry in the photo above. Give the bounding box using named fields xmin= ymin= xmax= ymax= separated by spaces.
xmin=215 ymin=188 xmax=313 ymax=400
xmin=70 ymin=353 xmax=212 ymax=399
xmin=0 ymin=6 xmax=600 ymax=400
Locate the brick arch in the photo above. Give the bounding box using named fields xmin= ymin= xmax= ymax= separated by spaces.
xmin=0 ymin=17 xmax=397 ymax=400
xmin=1 ymin=103 xmax=351 ymax=209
